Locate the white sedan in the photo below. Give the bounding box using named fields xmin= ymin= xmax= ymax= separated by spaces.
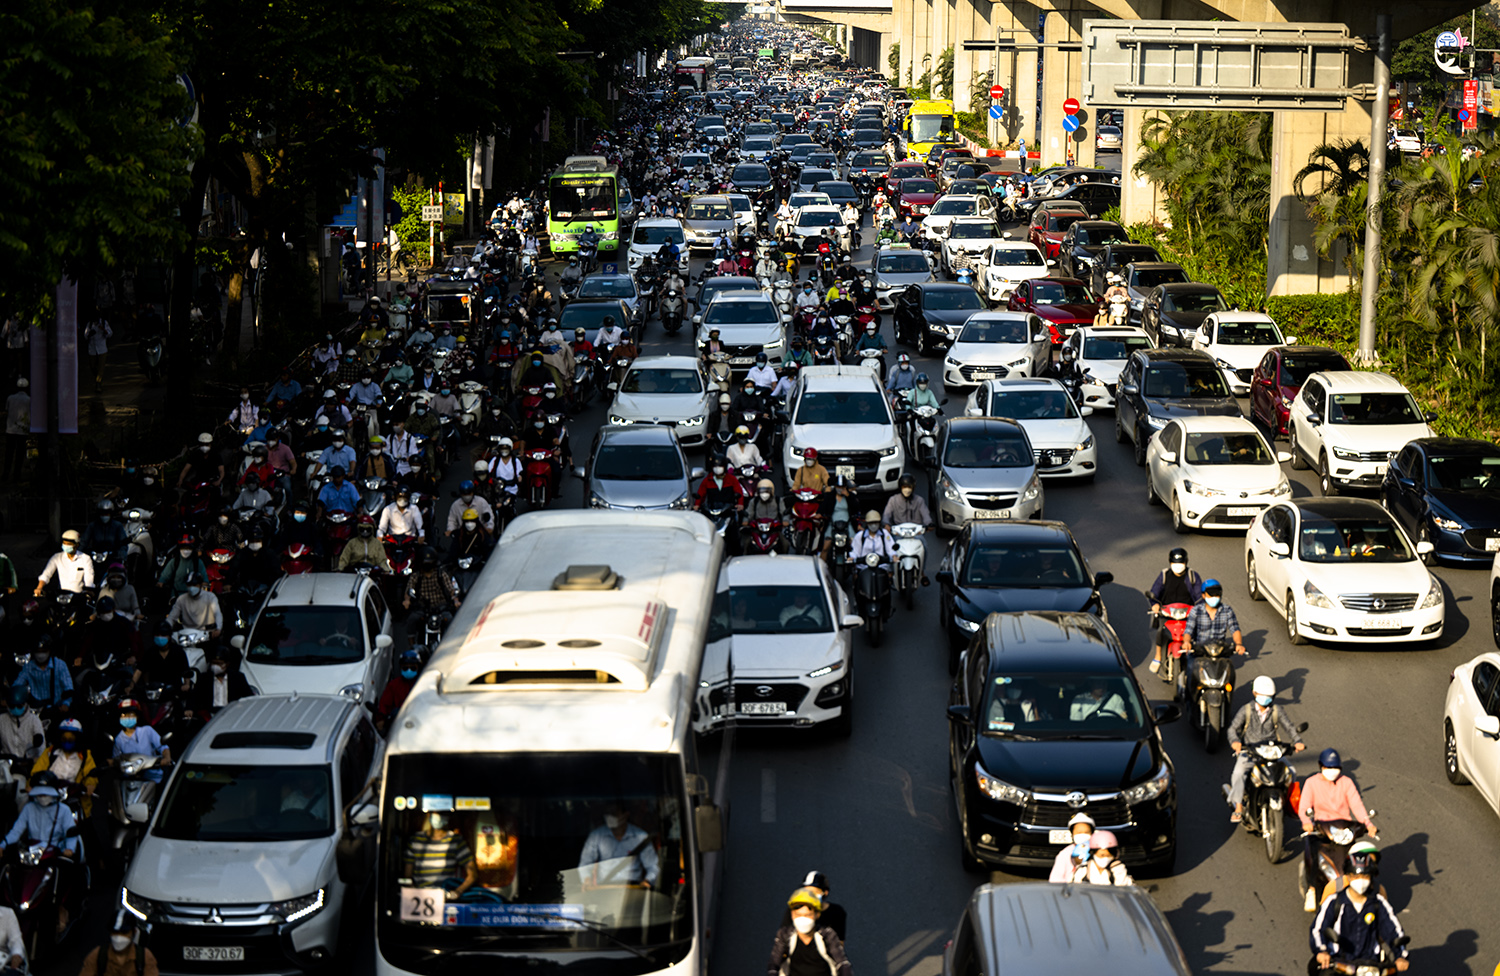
xmin=1243 ymin=497 xmax=1444 ymax=646
xmin=1190 ymin=311 xmax=1296 ymax=396
xmin=1146 ymin=416 xmax=1292 ymax=532
xmin=966 ymin=377 xmax=1098 ymax=481
xmin=920 ymin=195 xmax=994 ymax=240
xmin=942 ymin=311 xmax=1053 ymax=389
xmin=1062 ymin=324 xmax=1156 ymax=411
xmin=1444 ymin=650 xmax=1500 ymax=815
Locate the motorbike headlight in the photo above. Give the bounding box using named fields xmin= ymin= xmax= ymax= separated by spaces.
xmin=589 ymin=493 xmax=611 ymax=509
xmin=339 ymin=683 xmax=363 ymax=701
xmin=1420 ymin=576 xmax=1443 ymax=609
xmin=1198 ymin=668 xmax=1229 ymax=689
xmin=1272 ymin=479 xmax=1292 ymax=496
xmin=974 ymin=765 xmax=1029 ymax=805
xmin=1431 ymin=513 xmax=1463 ymax=531
xmin=680 ymin=415 xmax=706 ymax=427
xmin=1331 ymin=446 xmax=1361 ymax=461
xmin=1022 ymin=476 xmax=1041 ymax=501
xmin=669 ymin=492 xmax=693 ymax=511
xmin=1077 ymin=433 xmax=1094 ymax=452
xmin=1122 ymin=762 xmax=1172 ymax=805
xmin=269 ymin=889 xmax=326 ymax=924
xmin=1302 ymin=579 xmax=1334 ymax=609
xmin=121 ymin=888 xmax=162 ymax=922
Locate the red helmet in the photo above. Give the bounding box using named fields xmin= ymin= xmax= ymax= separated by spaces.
xmin=357 ymin=513 xmax=376 ymax=526
xmin=803 ymin=447 xmax=818 ymax=462
xmin=177 ymin=534 xmax=195 ymax=546
xmin=119 ymin=698 xmax=143 ymax=714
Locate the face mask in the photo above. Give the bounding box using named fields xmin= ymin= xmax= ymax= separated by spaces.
xmin=188 ymin=586 xmax=202 ymax=597
xmin=211 ymin=664 xmax=226 ymax=676
xmin=792 ymin=916 xmax=816 ymax=934
xmin=268 ymin=439 xmax=279 ymax=447
xmin=397 ymin=499 xmax=409 ymax=509
xmin=120 ymin=716 xmax=138 ymax=730
xmin=332 ymin=439 xmax=345 ymax=447
xmin=713 ymin=466 xmax=726 ymax=476
xmin=240 ymin=393 xmax=250 ymax=401
xmin=179 ymin=548 xmax=193 ymax=559
xmin=360 ymin=527 xmax=374 ymax=537
xmin=1255 ymin=694 xmax=1273 ymax=707
xmin=758 ymin=491 xmax=772 ymax=501
xmin=7 ymin=707 xmax=24 ymax=717
xmin=99 ymin=612 xmax=115 ymax=623
xmin=464 ymin=522 xmax=477 ymax=532
xmin=62 ymin=543 xmax=76 ymax=554
xmin=416 ymin=407 xmax=427 ymax=415
xmin=401 ymin=668 xmax=419 ymax=680
xmin=248 ymin=541 xmax=263 ymax=551
xmin=372 ymin=447 xmax=383 ymax=456
xmin=200 ymin=445 xmax=211 ymax=453
xmin=34 ymin=795 xmax=55 ymax=809
xmin=154 ymin=635 xmax=169 ymax=648
xmin=111 ymin=935 xmax=132 ymax=952
xmin=916 ymin=381 xmax=928 ymax=390
xmin=604 ymin=814 xmax=624 ymax=830
xmin=1205 ymin=596 xmax=1221 ymax=608
xmin=1350 ymin=877 xmax=1371 ymax=895
xmin=1094 ymin=854 xmax=1114 ymax=867
xmin=100 ymin=513 xmax=112 ymax=521
xmin=428 ymin=813 xmax=448 ymax=831
xmin=462 ymin=493 xmax=474 ymax=504
xmin=61 ymin=738 xmax=78 ymax=752
xmin=33 ymin=653 xmax=48 ymax=666
xmin=1170 ymin=562 xmax=1186 ymax=574
xmin=1321 ymin=767 xmax=1340 ymax=782
xmin=293 ymin=512 xmax=307 ymax=523
xmin=318 ymin=425 xmax=329 ymax=433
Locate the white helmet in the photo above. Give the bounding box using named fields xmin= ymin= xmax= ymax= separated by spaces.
xmin=1252 ymin=675 xmax=1276 ymax=697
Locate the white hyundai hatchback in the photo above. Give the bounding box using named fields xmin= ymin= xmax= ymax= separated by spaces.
xmin=965 ymin=377 xmax=1098 ymax=481
xmin=1146 ymin=415 xmax=1292 ymax=532
xmin=1243 ymin=497 xmax=1444 ymax=646
xmin=1443 ymin=650 xmax=1500 ymax=815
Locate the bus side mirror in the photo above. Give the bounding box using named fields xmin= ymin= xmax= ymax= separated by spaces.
xmin=695 ymin=804 xmax=724 ymax=853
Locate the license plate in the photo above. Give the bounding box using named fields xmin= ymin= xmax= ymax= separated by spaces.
xmin=836 ymin=464 xmax=855 ymax=479
xmin=1227 ymin=506 xmax=1259 ymax=517
xmin=730 ymin=357 xmax=753 ymax=365
xmin=184 ymin=947 xmax=244 ymax=962
xmin=739 ymin=702 xmax=786 ymax=715
xmin=973 ymin=509 xmax=1011 ymax=519
xmin=1487 ymin=537 xmax=1500 ymax=552
xmin=1372 ymin=463 xmax=1387 ymax=476
xmin=971 ymin=371 xmax=997 ymax=380
xmin=1362 ymin=616 xmax=1403 ymax=629
xmin=1047 ymin=829 xmax=1073 ymax=845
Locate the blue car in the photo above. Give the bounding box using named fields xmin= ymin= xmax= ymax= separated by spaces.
xmin=1383 ymin=437 xmax=1500 ymax=565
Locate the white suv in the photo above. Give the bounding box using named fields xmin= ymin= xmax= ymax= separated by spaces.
xmin=626 ymin=217 xmax=689 ymax=275
xmin=1288 ymin=371 xmax=1434 ymax=496
xmin=782 ymin=365 xmax=905 ymax=495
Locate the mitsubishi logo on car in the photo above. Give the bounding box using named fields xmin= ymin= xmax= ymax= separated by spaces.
xmin=208 ymin=908 xmax=224 ymax=925
xmin=1065 ymin=791 xmax=1087 ymax=808
xmin=755 ymin=685 xmax=774 ymax=698
xmin=1372 ymin=598 xmax=1386 ymax=611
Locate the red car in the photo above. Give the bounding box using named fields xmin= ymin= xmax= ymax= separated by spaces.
xmin=883 ymin=162 xmax=926 ymax=198
xmin=896 ymin=178 xmax=941 ymax=217
xmin=1247 ymin=345 xmax=1352 ymax=437
xmin=1006 ymin=277 xmax=1096 ymax=344
xmin=1027 ymin=205 xmax=1091 ymax=259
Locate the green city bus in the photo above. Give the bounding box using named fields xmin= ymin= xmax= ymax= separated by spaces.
xmin=546 ymin=155 xmax=621 ymax=256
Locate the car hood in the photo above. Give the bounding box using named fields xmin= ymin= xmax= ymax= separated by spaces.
xmin=1145 ymin=397 xmax=1243 ymax=420
xmin=1323 ymin=422 xmax=1432 ymax=452
xmin=701 ymin=632 xmax=845 ymax=681
xmin=243 ymin=659 xmax=368 ymax=698
xmin=923 ymin=307 xmax=980 ymax=328
xmin=1035 ymin=303 xmax=1096 ymax=323
xmin=1429 ymin=488 xmax=1500 ymax=526
xmin=612 ymin=391 xmax=709 ymax=421
xmin=1080 ymin=360 xmax=1124 ymax=384
xmin=127 ymin=836 xmax=335 ymax=904
xmin=696 ymin=323 xmax=782 ymax=344
xmin=953 ymin=584 xmax=1098 ymax=618
xmin=683 ymin=218 xmax=735 ymax=233
xmin=1208 ymin=344 xmax=1276 ymax=370
xmin=592 ymin=477 xmax=689 ymax=509
xmin=1016 ymin=417 xmax=1090 ymax=448
xmin=790 ymin=424 xmax=896 ymax=450
xmin=944 ymin=465 xmax=1035 ymax=491
xmin=901 ymin=193 xmax=939 ymax=205
xmin=875 ymin=271 xmax=935 ymax=289
xmin=949 ymin=341 xmax=1030 ymax=365
xmin=1180 ymin=462 xmax=1286 ymax=493
xmin=976 ymin=735 xmax=1156 ymax=793
xmin=1302 ymin=559 xmax=1433 ymax=598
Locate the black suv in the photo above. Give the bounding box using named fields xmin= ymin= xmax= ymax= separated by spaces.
xmin=1018 ymin=182 xmax=1120 ymax=222
xmin=1058 ymin=220 xmax=1129 ymax=280
xmin=1089 ymin=242 xmax=1162 ymax=298
xmin=1114 ymin=348 xmax=1243 ymax=466
xmin=946 ymin=611 xmax=1180 ymax=873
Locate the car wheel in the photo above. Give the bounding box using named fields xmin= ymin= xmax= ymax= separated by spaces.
xmin=1419 ymin=524 xmax=1438 ymax=566
xmin=1133 ymin=427 xmax=1147 ymax=467
xmin=1171 ymin=494 xmax=1190 ymax=534
xmin=1445 ymin=719 xmax=1470 ymax=785
xmin=1247 ymin=554 xmax=1265 ymax=601
xmin=1318 ymin=453 xmax=1338 ymax=496
xmin=1114 ymin=411 xmax=1128 ymax=444
xmin=1285 ymin=591 xmax=1307 ymax=645
xmin=1147 ymin=472 xmax=1160 ymax=506
xmin=1288 ymin=425 xmax=1307 ymax=469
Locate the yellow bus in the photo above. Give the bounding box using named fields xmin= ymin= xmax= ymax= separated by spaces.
xmin=901 ymin=98 xmax=957 ymax=160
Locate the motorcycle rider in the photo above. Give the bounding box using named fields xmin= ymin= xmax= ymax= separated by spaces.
xmin=694 ymin=460 xmax=744 ymax=513
xmin=1299 ymin=748 xmax=1379 ymax=907
xmin=186 ymin=647 xmax=255 ymax=725
xmin=1048 ymin=813 xmax=1096 ymax=882
xmin=446 ymin=481 xmax=494 ymax=539
xmin=1179 ymin=579 xmax=1245 ymax=659
xmin=404 ymin=547 xmax=462 ymax=644
xmin=17 ymin=636 xmax=72 ymax=719
xmin=1310 ymin=849 xmax=1408 ymax=972
xmin=237 ymin=526 xmax=281 ymax=588
xmin=726 ymin=426 xmax=765 ymax=471
xmin=1225 ymin=675 xmax=1304 ymax=824
xmin=0 ymin=685 xmax=44 ymax=761
xmin=594 ymin=315 xmax=625 ymax=352
xmin=786 ymin=336 xmax=813 ymax=368
xmin=881 ymin=474 xmax=933 ymax=585
xmin=201 ymin=507 xmax=245 ymax=554
xmin=747 ymin=352 xmax=777 ymax=391
xmin=156 ymin=536 xmax=207 ymax=600
xmin=312 ymin=429 xmax=356 ymax=481
xmin=1100 ymin=274 xmax=1130 ymax=326
xmin=578 ymin=224 xmax=602 ymax=262
xmin=378 ymin=488 xmax=425 ymax=542
xmin=1070 ymin=830 xmax=1133 ymax=886
xmin=31 ymin=717 xmax=99 ymax=818
xmin=35 ymin=529 xmax=94 ymax=598
xmin=770 ymin=362 xmax=799 ymax=402
xmin=316 ymin=465 xmax=361 ymax=523
xmin=356 ymin=435 xmax=396 ymax=482
xmin=559 ymin=256 xmax=584 ymax=295
xmin=767 ymin=887 xmax=852 ymax=976
xmin=132 ymin=620 xmax=192 ymax=697
xmin=373 ymin=650 xmax=423 ymax=735
xmin=336 ymin=515 xmax=392 ymax=572
xmin=98 ymin=563 xmax=142 ymax=627
xmin=78 ymin=596 xmax=136 ymax=669
xmin=903 ymin=373 xmax=941 ymax=412
xmin=447 ymin=508 xmax=489 ymax=565
xmin=1319 ymin=840 xmax=1388 ymax=903
xmin=1145 ymin=547 xmax=1204 ymax=674
xmin=850 ymin=511 xmax=896 ymax=567
xmin=165 ymin=571 xmax=223 ymax=641
xmin=850 ymin=321 xmax=886 ymax=360
xmin=795 ymin=281 xmax=821 ymax=314
xmin=81 ymin=501 xmax=128 ymax=566
xmin=0 ymin=775 xmax=80 ymax=932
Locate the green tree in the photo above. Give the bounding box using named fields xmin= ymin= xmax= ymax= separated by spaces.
xmin=1293 ymin=139 xmax=1372 ymax=280
xmin=936 ymin=47 xmax=954 ymax=101
xmin=888 ymin=42 xmax=900 ymax=84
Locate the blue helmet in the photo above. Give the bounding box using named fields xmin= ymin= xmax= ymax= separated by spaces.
xmin=459 ymin=480 xmax=476 ymax=493
xmin=1319 ymin=748 xmax=1342 ymax=769
xmin=1201 ymin=578 xmax=1222 ymax=593
xmin=399 ymin=650 xmax=423 ymax=669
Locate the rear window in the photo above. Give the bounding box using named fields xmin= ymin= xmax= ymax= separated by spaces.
xmin=632 ymin=224 xmax=684 ymax=245
xmin=247 ymin=607 xmax=365 ymax=666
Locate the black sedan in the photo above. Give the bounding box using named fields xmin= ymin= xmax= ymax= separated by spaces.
xmin=935 ymin=520 xmax=1113 ymax=668
xmin=1140 ymin=282 xmax=1228 ymax=348
xmin=946 ymin=610 xmax=1179 ymax=872
xmin=1114 ymin=349 xmax=1243 ymax=466
xmin=1383 ymin=438 xmax=1500 ymax=565
xmin=893 ymin=283 xmax=988 ymax=356
xmin=1057 ymin=220 xmax=1129 ymax=280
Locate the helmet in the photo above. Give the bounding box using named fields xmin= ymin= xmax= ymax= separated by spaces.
xmin=154 ymin=618 xmax=173 ymax=636
xmin=497 ymin=437 xmax=514 ymax=452
xmin=8 ymin=685 xmax=27 ymax=707
xmin=915 ymin=372 xmax=929 ymax=385
xmin=418 ymin=546 xmax=439 ymax=569
xmin=756 ymin=352 xmax=768 ymax=364
xmin=1168 ymin=547 xmax=1188 ymax=564
xmin=803 ymin=447 xmax=817 ymax=462
xmin=1252 ymin=675 xmax=1276 ymax=697
xmin=756 ymin=478 xmax=775 ymax=493
xmin=898 ymin=473 xmax=916 ymax=491
xmin=863 ymin=509 xmax=881 ymax=524
xmin=61 ymin=529 xmax=81 ymax=543
xmin=1067 ymin=812 xmax=1096 ymax=830
xmin=58 ymin=718 xmax=83 ymax=736
xmin=98 ymin=499 xmax=115 ymax=515
xmin=369 ymin=435 xmax=386 ymax=447
xmin=1089 ymin=830 xmax=1119 ymax=850
xmin=602 ymin=315 xmax=616 ymax=328
xmin=197 ymin=432 xmax=214 ymax=446
xmin=1201 ymin=578 xmax=1222 ymax=594
xmin=1319 ymin=748 xmax=1342 ymax=769
xmin=357 ymin=513 xmax=376 ymax=527
xmin=1345 ymin=840 xmax=1380 ymax=876
xmin=459 ymin=480 xmax=476 ymax=493
xmin=119 ymin=698 xmax=142 ymax=714
xmin=399 ymin=649 xmax=423 ymax=668
xmin=897 ymin=353 xmax=910 ymax=366
xmin=786 ymin=886 xmax=825 ymax=911
xmin=462 ymin=508 xmax=479 ymax=522
xmin=474 ymin=460 xmax=489 ymax=474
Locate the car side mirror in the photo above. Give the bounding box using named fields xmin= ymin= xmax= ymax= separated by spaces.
xmin=692 ymin=314 xmax=703 ymax=325
xmin=695 ymin=804 xmax=725 ymax=852
xmin=1121 ymin=383 xmax=1139 ymax=395
xmin=1424 ymin=411 xmax=1438 ymax=423
xmin=375 ymin=634 xmax=394 ymax=652
xmin=1046 ymin=259 xmax=1057 ymax=268
xmin=965 ymin=406 xmax=982 ymax=417
xmin=1153 ymin=703 xmax=1182 ymax=725
xmin=1079 ymin=406 xmax=1094 ymax=417
xmin=935 ymin=568 xmax=955 ymax=586
xmin=1093 ymin=571 xmax=1114 ymax=587
xmin=1285 ymin=335 xmax=1299 ymax=345
xmin=1276 ymin=451 xmax=1293 ymax=464
xmin=230 ymin=635 xmax=246 ymax=650
xmin=1415 ymin=540 xmax=1435 ymax=555
xmin=840 ymin=612 xmax=864 ymax=629
xmin=571 ymin=466 xmax=586 ymax=479
xmin=1269 ymin=541 xmax=1291 ymax=558
xmin=946 ymin=704 xmax=972 ymax=724
xmin=1476 ymin=714 xmax=1500 ymax=736
xmin=690 ymin=467 xmax=707 ymax=480
xmin=126 ymin=802 xmax=151 ymax=824
xmin=1395 ymin=475 xmax=1416 ymax=489
xmin=1159 ymin=450 xmax=1177 ymax=464
xmin=1305 ymin=413 xmax=1321 ymax=427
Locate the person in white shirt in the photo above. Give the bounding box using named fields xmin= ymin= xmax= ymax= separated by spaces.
xmin=795 ymin=282 xmax=821 ymax=311
xmin=746 ymin=355 xmax=777 ymax=391
xmin=377 ymin=491 xmax=425 ymax=540
xmin=725 ymin=428 xmax=763 ymax=470
xmin=1070 ymin=680 xmax=1129 ymax=722
xmin=35 ymin=529 xmax=94 ymax=596
xmin=487 ymin=441 xmax=523 ymax=494
xmin=578 ymin=802 xmax=659 ymax=889
xmin=0 ymin=904 xmax=25 ymax=972
xmin=849 ymin=511 xmax=896 ymax=566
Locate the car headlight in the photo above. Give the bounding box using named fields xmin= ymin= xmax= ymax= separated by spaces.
xmin=764 ymin=339 xmax=784 ymax=352
xmin=1420 ymin=576 xmax=1443 ymax=609
xmin=589 ymin=493 xmax=611 ymax=509
xmin=789 ymin=445 xmax=805 ymax=458
xmin=1272 ymin=479 xmax=1292 ymax=496
xmin=680 ymin=415 xmax=706 ymax=427
xmin=1130 ymin=297 xmax=1144 ymax=309
xmin=1302 ymin=579 xmax=1334 ymax=609
xmin=608 ymin=414 xmax=631 ymax=426
xmin=121 ymin=888 xmax=161 ymax=922
xmin=807 ymin=661 xmax=844 ymax=679
xmin=1077 ymin=433 xmax=1094 ymax=451
xmin=1431 ymin=513 xmax=1462 ymax=531
xmin=939 ymin=475 xmax=961 ymax=502
xmin=1022 ymin=475 xmax=1041 ymax=501
xmin=1008 ymin=357 xmax=1029 ymax=368
xmin=946 ymin=357 xmax=963 ymax=369
xmin=1144 ymin=413 xmax=1168 ymax=430
xmin=269 ymin=889 xmax=326 ymax=924
xmin=1183 ymin=479 xmax=1223 ymax=498
xmin=974 ymin=765 xmax=1029 ymax=805
xmin=1122 ymin=763 xmax=1172 ymax=805
xmin=339 ymin=683 xmax=363 ymax=701
xmin=1332 ymin=446 xmax=1361 ymax=461
xmin=955 ymin=614 xmax=981 ymax=632
xmin=669 ymin=492 xmax=692 ymax=511
xmin=878 ymin=445 xmax=898 ymax=457
xmin=1215 ymin=358 xmax=1235 ymax=371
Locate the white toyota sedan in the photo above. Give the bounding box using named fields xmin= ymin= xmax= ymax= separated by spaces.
xmin=1146 ymin=416 xmax=1292 ymax=532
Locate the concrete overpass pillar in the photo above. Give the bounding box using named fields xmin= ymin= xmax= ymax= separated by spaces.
xmin=1119 ymin=109 xmax=1161 ymax=227
xmin=1013 ymin=46 xmax=1040 ymax=150
xmin=1267 ymin=100 xmax=1370 ymax=296
xmin=1039 ymin=10 xmax=1093 ymax=168
xmin=893 ymin=0 xmax=912 ymax=84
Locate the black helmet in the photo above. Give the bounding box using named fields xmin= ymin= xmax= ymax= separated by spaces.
xmin=897 ymin=473 xmax=916 ymax=491
xmin=602 ymin=315 xmax=616 ymax=328
xmin=1168 ymin=547 xmax=1188 ymax=564
xmin=418 ymin=546 xmax=438 ymax=570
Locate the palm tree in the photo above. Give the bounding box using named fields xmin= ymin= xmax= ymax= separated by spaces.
xmin=1292 ymin=139 xmax=1369 ymax=199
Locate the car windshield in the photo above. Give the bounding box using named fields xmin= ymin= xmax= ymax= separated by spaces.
xmin=621 ymin=368 xmax=702 ymax=396
xmin=924 ymin=290 xmax=985 ymax=311
xmin=796 ymin=210 xmax=843 ymax=227
xmin=980 ymin=672 xmax=1149 ymax=739
xmin=1298 ymin=514 xmax=1415 ymax=563
xmin=1215 ymin=320 xmax=1282 ymax=345
xmin=1183 ymin=431 xmax=1274 ymax=464
xmin=704 ymin=301 xmax=775 ymax=325
xmin=1328 ymin=392 xmax=1424 ymax=425
xmin=799 ymin=171 xmax=835 ymax=186
xmin=1074 ymin=225 xmax=1126 ymax=246
xmin=901 ymin=180 xmax=938 ymax=194
xmin=853 ymin=153 xmax=886 ymax=167
xmin=1108 ymin=248 xmax=1159 ymax=267
xmin=991 ymin=389 xmax=1079 ymax=420
xmin=1164 ymin=291 xmax=1226 ymax=313
xmin=814 ymin=183 xmax=855 ymax=201
xmin=686 ymin=203 xmax=731 ymax=221
xmin=247 ymin=607 xmax=365 ymax=665
xmin=890 ymin=166 xmax=924 ymax=180
xmin=632 ymin=225 xmax=684 ymax=245
xmin=155 ymin=764 xmax=334 ymax=841
xmin=592 ymin=444 xmax=683 ymax=481
xmin=558 ymin=304 xmax=620 ymax=332
xmin=1049 ymin=213 xmax=1086 ymax=231
xmin=578 ymin=277 xmax=634 ymax=299
xmin=1281 ymin=354 xmax=1346 ymax=386
xmin=876 ymin=252 xmax=931 ymax=273
xmin=790 ymin=194 xmax=831 ymax=208
xmin=958 ymin=319 xmax=1027 ymax=343
xmin=989 ymin=249 xmax=1045 ymax=268
xmin=1141 ymin=362 xmax=1231 ymax=399
xmin=708 ymin=584 xmax=833 ymax=636
xmin=1427 ymin=453 xmax=1500 ymax=490
xmin=963 ymin=544 xmax=1087 ymax=586
xmin=931 ymin=198 xmax=976 ymax=215
xmin=1031 ymin=281 xmax=1092 ymax=305
xmin=794 ymin=391 xmax=889 ymax=425
xmin=1082 ymin=334 xmax=1154 ymax=359
xmin=380 ymin=752 xmax=691 ymax=958
xmin=944 ymin=430 xmax=1032 ymax=467
xmin=1132 ymin=268 xmax=1188 ymax=289
xmin=949 ymin=223 xmax=998 ymax=240
xmin=732 ymin=164 xmax=771 ymax=182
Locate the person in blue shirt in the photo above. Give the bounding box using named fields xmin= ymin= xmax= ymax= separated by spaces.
xmin=265 ymin=369 xmax=302 ymax=405
xmin=432 ymin=326 xmax=458 ymax=352
xmin=0 ymin=777 xmax=80 ymax=930
xmin=314 ymin=433 xmax=356 ymax=479
xmin=885 ymin=353 xmax=917 ymax=393
xmin=317 ymin=467 xmax=361 ymax=520
xmin=113 ymin=699 xmax=170 ymax=783
xmin=16 ymin=638 xmax=72 ymax=716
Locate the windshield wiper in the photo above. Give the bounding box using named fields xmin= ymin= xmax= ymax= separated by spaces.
xmin=980 ymin=730 xmax=1040 ymax=741
xmin=522 ymin=913 xmax=653 ymax=961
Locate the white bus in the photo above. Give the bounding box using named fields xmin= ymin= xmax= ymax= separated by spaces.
xmin=368 ymin=512 xmax=727 ymax=976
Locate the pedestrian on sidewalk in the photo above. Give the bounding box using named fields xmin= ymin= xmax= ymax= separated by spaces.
xmin=3 ymin=378 xmax=28 ymax=480
xmin=82 ymin=314 xmax=113 ymax=392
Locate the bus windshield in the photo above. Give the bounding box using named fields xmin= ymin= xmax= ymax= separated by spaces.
xmin=379 ymin=752 xmax=693 ymax=973
xmin=550 ymin=178 xmax=617 ymax=222
xmin=910 ymin=114 xmax=955 ymax=144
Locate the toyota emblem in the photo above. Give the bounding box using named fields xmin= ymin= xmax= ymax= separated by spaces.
xmin=1065 ymin=791 xmax=1087 ymax=809
xmin=755 ymin=685 xmax=774 ymax=698
xmin=1372 ymin=598 xmax=1386 ymax=611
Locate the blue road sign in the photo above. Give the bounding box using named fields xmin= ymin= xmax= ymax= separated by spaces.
xmin=1459 ymin=110 xmax=1472 ymax=122
xmin=1062 ymin=114 xmax=1081 ymax=133
xmin=988 ymin=104 xmax=1004 ymax=120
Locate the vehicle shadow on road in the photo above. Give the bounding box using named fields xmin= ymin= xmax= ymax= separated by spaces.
xmin=1407 ymin=928 xmax=1479 ymax=974
xmin=1375 ymin=830 xmax=1433 ymax=913
xmin=1160 ymin=891 xmax=1239 ymax=972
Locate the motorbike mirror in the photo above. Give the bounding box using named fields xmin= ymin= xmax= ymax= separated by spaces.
xmin=375 ymin=634 xmax=394 ymax=651
xmin=230 ymin=635 xmax=246 ymax=650
xmin=1153 ymin=703 xmax=1183 ymax=724
xmin=690 ymin=467 xmax=706 ymax=480
xmin=938 ymin=397 xmax=949 ymax=406
xmin=349 ymin=801 xmax=379 ymax=827
xmin=1295 ymin=722 xmax=1310 ymax=734
xmin=126 ymin=802 xmax=151 ymax=824
xmin=1093 ymin=571 xmax=1114 ymax=587
xmin=840 ymin=612 xmax=864 ymax=629
xmin=946 ymin=704 xmax=971 ymax=724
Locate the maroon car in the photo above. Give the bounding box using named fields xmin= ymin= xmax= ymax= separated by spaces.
xmin=1027 ymin=205 xmax=1091 ymax=259
xmin=1006 ymin=277 xmax=1096 ymax=344
xmin=883 ymin=162 xmax=926 ymax=198
xmin=1247 ymin=345 xmax=1352 ymax=437
xmin=897 ymin=178 xmax=941 ymax=217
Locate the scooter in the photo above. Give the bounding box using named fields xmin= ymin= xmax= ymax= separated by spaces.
xmin=890 ymin=523 xmax=926 ymax=610
xmin=660 ymin=291 xmax=687 ymax=334
xmin=1151 ymin=603 xmax=1194 ymax=687
xmin=1300 ymin=816 xmax=1375 ymax=911
xmin=855 ymin=346 xmax=886 ymax=380
xmin=854 ymin=554 xmax=893 ymax=647
xmin=828 ymin=519 xmax=854 ymax=590
xmin=908 ymin=404 xmax=942 ymax=466
xmin=1229 ymin=721 xmax=1309 ymax=864
xmin=1183 ymin=639 xmax=1235 ymax=752
xmin=122 ymin=506 xmax=156 ymax=590
xmin=105 ymin=753 xmax=168 ymax=878
xmin=524 ymin=449 xmax=556 ymax=509
xmin=744 ymin=517 xmax=784 ymax=555
xmin=788 ymin=489 xmax=825 ymax=555
xmin=1308 ymin=935 xmax=1410 ymax=976
xmin=457 ymin=380 xmax=487 ymax=434
xmin=0 ymin=837 xmax=87 ymax=966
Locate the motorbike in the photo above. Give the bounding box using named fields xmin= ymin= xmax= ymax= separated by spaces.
xmin=140 ymin=334 xmax=166 ymax=384
xmin=323 ymin=509 xmax=354 ymax=559
xmin=0 ymin=836 xmax=88 ymax=965
xmin=890 ymin=523 xmax=927 ymax=610
xmin=121 ymin=506 xmax=156 ymax=588
xmin=578 ymin=240 xmax=599 ymax=275
xmin=281 ymin=543 xmax=315 ymax=575
xmin=457 ymin=380 xmax=487 ymax=434
xmin=908 ymin=404 xmax=942 ymax=466
xmin=743 ymin=516 xmax=784 ymax=555
xmin=524 ymin=449 xmax=557 ymax=509
xmin=1301 ymin=816 xmax=1375 ymax=910
xmin=204 ymin=547 xmax=236 ymax=595
xmin=1230 ymin=723 xmax=1309 ymax=864
xmin=1182 ymin=638 xmax=1235 ymax=752
xmin=359 ymin=476 xmax=390 ymax=520
xmin=1151 ymin=603 xmax=1194 ymax=687
xmin=828 ymin=519 xmax=854 ymax=589
xmin=660 ymin=291 xmax=687 ymax=335
xmin=854 ymin=554 xmax=893 ymax=647
xmin=811 ymin=333 xmax=838 ymax=366
xmin=1309 ymin=935 xmax=1410 ymax=976
xmin=788 ymin=489 xmax=825 ymax=555
xmin=452 ymin=552 xmax=485 ymax=595
xmin=854 ymin=346 xmax=887 ymax=380
xmin=105 ymin=753 xmax=168 ymax=877
xmin=699 ymin=496 xmax=739 ymax=550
